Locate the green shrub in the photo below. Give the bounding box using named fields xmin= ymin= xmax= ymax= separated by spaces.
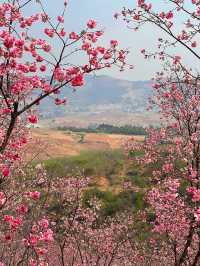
xmin=83 ymin=187 xmax=146 ymax=217
xmin=43 ymin=149 xmax=124 ymax=179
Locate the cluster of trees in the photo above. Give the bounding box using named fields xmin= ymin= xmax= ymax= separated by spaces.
xmin=58 ymin=123 xmax=147 ymax=135
xmin=122 ymin=0 xmax=200 ymax=265
xmin=0 ymin=0 xmax=199 ymax=265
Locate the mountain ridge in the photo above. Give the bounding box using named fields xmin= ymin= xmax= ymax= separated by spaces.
xmin=39 ymin=75 xmax=153 ymax=118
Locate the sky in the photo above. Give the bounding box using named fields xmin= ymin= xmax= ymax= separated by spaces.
xmin=28 ymin=0 xmax=199 ymax=81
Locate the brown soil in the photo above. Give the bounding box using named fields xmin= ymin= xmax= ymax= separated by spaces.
xmin=24 ymin=128 xmax=145 ymax=161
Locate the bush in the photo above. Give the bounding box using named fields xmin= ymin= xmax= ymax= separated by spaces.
xmin=83 ymin=187 xmax=146 ymax=217
xmin=43 ymin=149 xmax=124 ymax=179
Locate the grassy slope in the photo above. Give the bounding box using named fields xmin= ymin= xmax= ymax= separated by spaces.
xmin=42 ymin=149 xmax=151 ymax=217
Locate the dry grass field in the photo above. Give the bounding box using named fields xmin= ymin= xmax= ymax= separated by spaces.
xmin=24 ymin=128 xmax=144 ymax=161
xmin=23 ymin=128 xmax=147 ymax=204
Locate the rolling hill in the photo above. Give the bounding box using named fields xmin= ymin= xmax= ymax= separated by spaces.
xmin=38 ymin=75 xmax=153 ymax=118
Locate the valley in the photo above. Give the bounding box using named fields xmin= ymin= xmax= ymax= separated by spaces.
xmin=25 ymin=128 xmax=144 ymax=160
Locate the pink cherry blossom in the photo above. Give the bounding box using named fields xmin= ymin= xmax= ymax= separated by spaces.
xmin=87 ymin=19 xmax=97 ymax=29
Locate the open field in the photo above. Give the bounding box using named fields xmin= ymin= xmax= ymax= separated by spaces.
xmin=40 ymin=111 xmax=161 ymax=128
xmin=24 ymin=128 xmax=145 ymax=160
xmin=22 ymin=128 xmax=149 ymax=217
xmin=23 ymin=128 xmax=147 ymax=200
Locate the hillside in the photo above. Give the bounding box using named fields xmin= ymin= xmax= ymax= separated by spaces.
xmin=38 ymin=75 xmax=153 ymax=118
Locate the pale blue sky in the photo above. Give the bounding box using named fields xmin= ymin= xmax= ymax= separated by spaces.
xmin=28 ymin=0 xmax=198 ymax=81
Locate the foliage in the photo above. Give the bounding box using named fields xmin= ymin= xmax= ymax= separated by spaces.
xmin=121 ymin=0 xmax=200 ymax=264
xmin=58 ymin=123 xmax=148 ymax=135
xmin=83 ymin=187 xmax=146 ymax=217
xmin=0 ymin=0 xmax=131 ymax=264
xmin=0 ymin=0 xmax=199 ymax=264
xmin=44 ymin=149 xmax=124 ymax=179
xmin=45 ymin=176 xmax=146 ymax=265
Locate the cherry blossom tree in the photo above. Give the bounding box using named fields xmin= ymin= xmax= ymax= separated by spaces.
xmin=45 ymin=176 xmax=145 ymax=266
xmin=0 ymin=0 xmax=129 ymax=172
xmin=122 ymin=0 xmax=200 ymax=265
xmin=0 ymin=0 xmax=132 ymax=264
xmin=119 ymin=0 xmax=200 ymax=62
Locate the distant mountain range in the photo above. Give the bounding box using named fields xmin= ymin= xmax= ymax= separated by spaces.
xmin=38 ymin=75 xmax=153 ymax=119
